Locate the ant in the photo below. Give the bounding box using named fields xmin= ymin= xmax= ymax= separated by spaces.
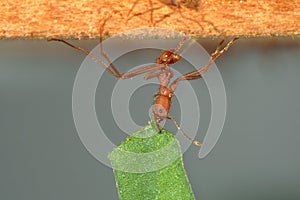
xmin=126 ymin=0 xmax=208 ymax=29
xmin=48 ymin=18 xmax=238 ymax=146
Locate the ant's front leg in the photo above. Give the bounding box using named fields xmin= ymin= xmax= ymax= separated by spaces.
xmin=170 ymin=38 xmax=238 ymax=91
xmin=47 ymin=38 xmax=166 ymax=79
xmin=49 ymin=17 xmax=166 ymax=80
xmin=98 ymin=17 xmax=168 ymax=79
xmin=185 ymin=38 xmax=238 ymax=76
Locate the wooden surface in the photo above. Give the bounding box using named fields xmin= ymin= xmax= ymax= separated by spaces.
xmin=1 ymin=0 xmax=299 ymax=39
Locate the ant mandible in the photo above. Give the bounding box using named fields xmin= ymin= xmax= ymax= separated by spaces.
xmin=48 ymin=18 xmax=238 ymax=146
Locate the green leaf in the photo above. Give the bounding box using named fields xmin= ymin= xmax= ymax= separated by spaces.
xmin=108 ymin=120 xmax=196 ymax=200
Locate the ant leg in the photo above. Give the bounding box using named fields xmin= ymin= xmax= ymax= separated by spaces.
xmin=211 ymin=37 xmax=239 ymax=59
xmin=99 ymin=17 xmax=122 ymax=77
xmin=98 ymin=16 xmax=164 ymax=78
xmin=47 ymin=38 xmax=120 ymax=78
xmin=48 ymin=17 xmax=168 ymax=80
xmin=98 ymin=16 xmax=164 ymax=79
xmin=167 ymin=116 xmax=202 ymax=146
xmin=48 ymin=38 xmax=165 ymax=79
xmin=190 ymin=37 xmax=238 ymax=75
xmin=47 ymin=38 xmax=165 ymax=79
xmin=182 ymin=74 xmax=203 ymax=80
xmin=144 ymin=68 xmax=162 ymax=80
xmin=174 ymin=37 xmax=187 ymax=53
xmin=170 ymin=38 xmax=238 ymax=91
xmin=122 ymin=64 xmax=164 ymax=79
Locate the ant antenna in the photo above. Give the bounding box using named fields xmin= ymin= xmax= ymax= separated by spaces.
xmin=167 ymin=116 xmax=202 ymax=146
xmin=173 ymin=38 xmax=196 ymax=57
xmin=178 ymin=39 xmax=196 ymax=55
xmin=174 ymin=37 xmax=187 ymax=53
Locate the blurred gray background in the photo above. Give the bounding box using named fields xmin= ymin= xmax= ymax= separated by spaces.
xmin=0 ymin=37 xmax=299 ymax=200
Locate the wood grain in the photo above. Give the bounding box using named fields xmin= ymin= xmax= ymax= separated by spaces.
xmin=1 ymin=0 xmax=299 ymax=39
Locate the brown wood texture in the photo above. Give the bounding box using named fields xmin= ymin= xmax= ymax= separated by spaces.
xmin=1 ymin=0 xmax=299 ymax=39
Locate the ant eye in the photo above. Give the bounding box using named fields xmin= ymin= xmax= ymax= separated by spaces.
xmin=159 ymin=109 xmax=163 ymax=113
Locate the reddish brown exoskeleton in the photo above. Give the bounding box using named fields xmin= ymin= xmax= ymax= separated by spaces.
xmin=48 ymin=19 xmax=238 ymax=146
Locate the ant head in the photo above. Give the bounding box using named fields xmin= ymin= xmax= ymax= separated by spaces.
xmin=157 ymin=50 xmax=182 ymax=65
